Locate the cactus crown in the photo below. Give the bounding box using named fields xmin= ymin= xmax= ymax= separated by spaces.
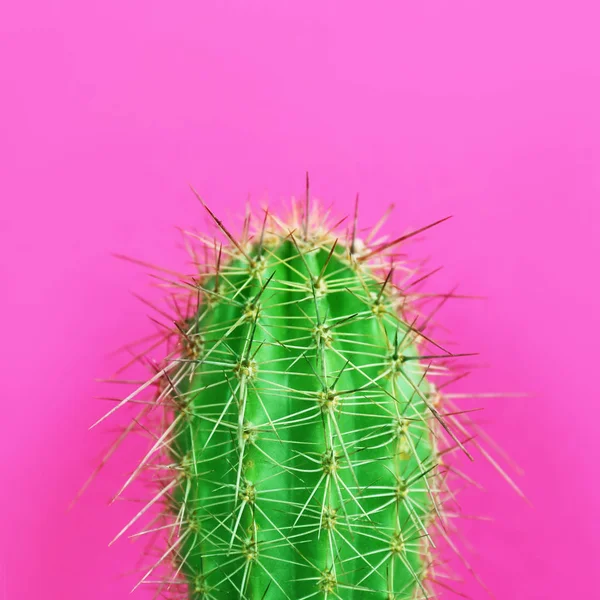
xmin=93 ymin=186 xmax=517 ymax=599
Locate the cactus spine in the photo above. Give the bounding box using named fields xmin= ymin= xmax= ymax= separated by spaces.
xmin=99 ymin=189 xmax=489 ymax=599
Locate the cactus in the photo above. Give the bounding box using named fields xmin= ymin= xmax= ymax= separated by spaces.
xmin=95 ymin=183 xmax=511 ymax=599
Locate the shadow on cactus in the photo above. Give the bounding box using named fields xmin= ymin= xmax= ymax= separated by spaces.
xmin=91 ymin=180 xmax=522 ymax=599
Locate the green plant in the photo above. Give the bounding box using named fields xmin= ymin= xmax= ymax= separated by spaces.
xmin=95 ymin=184 xmax=514 ymax=599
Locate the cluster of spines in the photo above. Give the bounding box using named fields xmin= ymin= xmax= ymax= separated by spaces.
xmin=88 ymin=187 xmax=522 ymax=599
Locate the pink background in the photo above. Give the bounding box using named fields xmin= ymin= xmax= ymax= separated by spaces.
xmin=1 ymin=1 xmax=599 ymax=598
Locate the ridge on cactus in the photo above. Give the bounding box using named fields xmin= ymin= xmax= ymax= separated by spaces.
xmin=92 ymin=180 xmax=521 ymax=599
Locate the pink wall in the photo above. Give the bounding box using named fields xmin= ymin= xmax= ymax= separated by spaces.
xmin=2 ymin=1 xmax=599 ymax=598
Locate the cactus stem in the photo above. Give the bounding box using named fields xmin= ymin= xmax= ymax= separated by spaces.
xmin=90 ymin=191 xmax=518 ymax=599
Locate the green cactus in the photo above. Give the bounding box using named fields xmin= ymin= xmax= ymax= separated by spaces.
xmin=98 ymin=188 xmax=490 ymax=599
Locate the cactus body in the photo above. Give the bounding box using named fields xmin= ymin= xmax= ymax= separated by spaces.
xmin=98 ymin=195 xmax=490 ymax=599
xmin=168 ymin=208 xmax=442 ymax=600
